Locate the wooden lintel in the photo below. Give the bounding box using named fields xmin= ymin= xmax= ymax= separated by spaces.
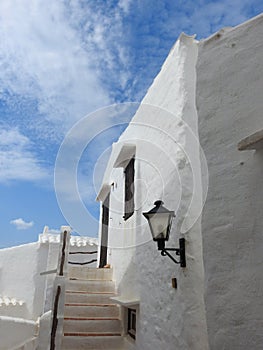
xmin=238 ymin=129 xmax=263 ymax=151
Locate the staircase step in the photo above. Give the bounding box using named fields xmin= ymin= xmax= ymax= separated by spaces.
xmin=64 ymin=332 xmax=121 ymax=336
xmin=66 ymin=279 xmax=115 ymax=293
xmin=62 ymin=268 xmax=125 ymax=349
xmin=61 ymin=335 xmax=124 ymax=349
xmin=64 ymin=304 xmax=120 ymax=318
xmin=65 ymin=291 xmax=117 ymax=304
xmin=63 ymin=318 xmax=122 ymax=333
xmin=68 ymin=267 xmax=113 ymax=281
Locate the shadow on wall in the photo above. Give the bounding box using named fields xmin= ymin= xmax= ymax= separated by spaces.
xmin=200 ymin=144 xmax=263 ymax=349
xmin=114 ymin=254 xmax=138 ymax=350
xmin=250 ymin=150 xmax=263 ymax=222
xmin=116 ymin=251 xmax=139 ymax=300
xmin=33 ymin=243 xmax=49 ymax=319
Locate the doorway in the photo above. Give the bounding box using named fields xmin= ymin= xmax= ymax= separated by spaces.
xmin=99 ymin=193 xmax=110 ymax=268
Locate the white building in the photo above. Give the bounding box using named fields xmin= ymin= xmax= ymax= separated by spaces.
xmin=1 ymin=13 xmax=263 ymax=350
xmin=96 ymin=13 xmax=263 ymax=350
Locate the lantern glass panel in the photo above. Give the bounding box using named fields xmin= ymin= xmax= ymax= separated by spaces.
xmin=147 ymin=213 xmax=172 ymax=241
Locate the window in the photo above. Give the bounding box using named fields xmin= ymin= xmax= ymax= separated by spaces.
xmin=127 ymin=308 xmax=136 ymax=340
xmin=124 ymin=157 xmax=134 ymax=221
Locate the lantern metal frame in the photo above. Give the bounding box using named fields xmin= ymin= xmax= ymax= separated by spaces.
xmin=143 ymin=200 xmax=186 ymax=267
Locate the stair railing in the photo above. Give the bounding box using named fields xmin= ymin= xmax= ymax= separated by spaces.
xmin=68 ymin=250 xmax=98 ymax=266
xmin=50 ymin=226 xmax=71 ymax=350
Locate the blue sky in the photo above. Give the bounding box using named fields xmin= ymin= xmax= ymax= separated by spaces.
xmin=0 ymin=0 xmax=262 ymax=247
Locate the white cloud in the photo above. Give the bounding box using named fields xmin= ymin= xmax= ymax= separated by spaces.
xmin=10 ymin=218 xmax=34 ymax=230
xmin=0 ymin=0 xmax=259 ymax=190
xmin=0 ymin=127 xmax=49 ymax=183
xmin=118 ymin=0 xmax=132 ymax=14
xmin=0 ymin=0 xmax=260 ymax=139
xmin=0 ymin=0 xmax=132 ymax=138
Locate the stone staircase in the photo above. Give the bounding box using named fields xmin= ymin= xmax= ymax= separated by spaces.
xmin=61 ymin=266 xmax=124 ymax=350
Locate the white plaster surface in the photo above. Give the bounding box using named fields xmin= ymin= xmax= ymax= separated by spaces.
xmin=98 ymin=15 xmax=263 ymax=350
xmin=0 ymin=296 xmax=27 ymax=318
xmin=0 ymin=229 xmax=98 ymax=349
xmin=197 ymin=13 xmax=263 ymax=350
xmin=37 ymin=310 xmax=52 ymax=350
xmin=0 ymin=316 xmax=37 ymax=350
xmin=0 ymin=242 xmax=51 ymax=349
xmin=98 ymin=34 xmax=209 ymax=350
xmin=0 ymin=242 xmax=48 ymax=320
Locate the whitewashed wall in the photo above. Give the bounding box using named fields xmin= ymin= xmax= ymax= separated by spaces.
xmin=0 ymin=236 xmax=98 ymax=320
xmin=98 ymin=34 xmax=209 ymax=350
xmin=98 ymin=13 xmax=263 ymax=350
xmin=0 ymin=233 xmax=98 ymax=317
xmin=0 ymin=316 xmax=37 ymax=350
xmin=0 ymin=242 xmax=49 ymax=320
xmin=0 ymin=241 xmax=55 ymax=349
xmin=197 ymin=14 xmax=263 ymax=350
xmin=0 ymin=231 xmax=98 ymax=349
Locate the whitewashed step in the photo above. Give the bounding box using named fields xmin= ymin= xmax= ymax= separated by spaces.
xmin=61 ymin=335 xmax=124 ymax=350
xmin=64 ymin=304 xmax=120 ymax=318
xmin=63 ymin=318 xmax=122 ymax=333
xmin=65 ymin=291 xmax=117 ymax=305
xmin=68 ymin=267 xmax=113 ymax=281
xmin=66 ymin=279 xmax=115 ymax=293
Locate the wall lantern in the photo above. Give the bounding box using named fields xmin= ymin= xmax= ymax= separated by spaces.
xmin=143 ymin=200 xmax=186 ymax=267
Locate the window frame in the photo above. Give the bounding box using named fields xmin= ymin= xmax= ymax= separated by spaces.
xmin=127 ymin=308 xmax=136 ymax=340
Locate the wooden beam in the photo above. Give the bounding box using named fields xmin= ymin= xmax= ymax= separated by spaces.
xmin=238 ymin=129 xmax=263 ymax=151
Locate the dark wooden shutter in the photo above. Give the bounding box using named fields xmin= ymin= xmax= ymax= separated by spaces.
xmin=99 ymin=194 xmax=110 ymax=268
xmin=124 ymin=158 xmax=134 ymax=221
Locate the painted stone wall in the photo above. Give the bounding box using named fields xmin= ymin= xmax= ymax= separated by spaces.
xmin=0 ymin=242 xmax=49 ymax=320
xmin=0 ymin=316 xmax=37 ymax=350
xmin=0 ymin=234 xmax=98 ymax=319
xmin=98 ymin=34 xmax=209 ymax=350
xmin=98 ymin=13 xmax=263 ymax=350
xmin=197 ymin=14 xmax=263 ymax=350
